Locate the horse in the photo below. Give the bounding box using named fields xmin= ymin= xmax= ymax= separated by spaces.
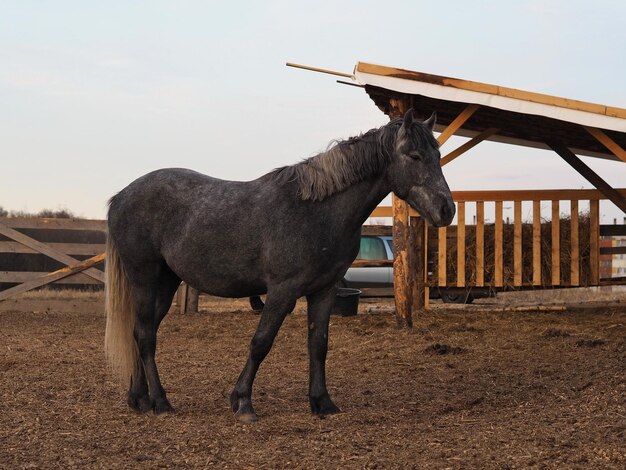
xmin=104 ymin=109 xmax=455 ymax=423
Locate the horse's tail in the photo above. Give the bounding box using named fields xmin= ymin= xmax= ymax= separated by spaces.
xmin=104 ymin=234 xmax=137 ymax=387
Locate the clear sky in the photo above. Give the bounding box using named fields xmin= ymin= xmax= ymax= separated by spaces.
xmin=1 ymin=0 xmax=625 ymax=222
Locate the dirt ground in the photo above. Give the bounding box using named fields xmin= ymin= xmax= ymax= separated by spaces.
xmin=0 ymin=292 xmax=625 ymax=469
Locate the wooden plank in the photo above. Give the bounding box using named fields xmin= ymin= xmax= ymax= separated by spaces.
xmin=383 ymin=188 xmax=626 ymax=219
xmin=0 ymin=217 xmax=107 ymax=231
xmin=570 ymin=200 xmax=580 ymax=286
xmin=548 ymin=142 xmax=626 ymax=214
xmin=361 ymin=225 xmax=393 ymax=236
xmin=0 ymin=271 xmax=101 ymax=285
xmin=438 ymin=226 xmax=447 ymax=287
xmin=351 ymin=259 xmax=394 ymax=267
xmin=0 ymin=298 xmax=105 ymax=314
xmin=393 ymin=193 xmax=412 ymax=328
xmin=0 ymin=222 xmax=104 ymax=283
xmin=0 ymin=241 xmax=106 ymax=256
xmin=494 ymin=201 xmax=503 ymax=287
xmin=370 ymin=206 xmax=393 ymax=218
xmin=533 ymin=200 xmax=542 ymax=286
xmin=600 ymin=225 xmax=626 ymax=236
xmin=514 ymin=200 xmax=522 ymax=286
xmin=551 ymin=200 xmax=561 ymax=286
xmin=456 ymin=202 xmax=465 ymax=287
xmin=475 ymin=201 xmax=485 ymax=287
xmin=450 ymin=188 xmax=626 ymax=202
xmin=601 ymin=246 xmax=626 ymax=255
xmin=584 ymin=126 xmax=626 ymax=163
xmin=0 ymin=253 xmax=105 ymax=301
xmin=440 ymin=127 xmax=499 ymax=166
xmin=590 ymin=200 xmax=600 ymax=285
xmin=436 ymin=104 xmax=479 ymax=146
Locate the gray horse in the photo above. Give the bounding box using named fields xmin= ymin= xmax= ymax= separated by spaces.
xmin=105 ymin=110 xmax=455 ymax=423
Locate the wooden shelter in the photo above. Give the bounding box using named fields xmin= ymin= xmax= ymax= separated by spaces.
xmin=289 ymin=61 xmax=626 ymax=327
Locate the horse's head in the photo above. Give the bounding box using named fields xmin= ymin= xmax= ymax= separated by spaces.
xmin=386 ymin=109 xmax=455 ymax=227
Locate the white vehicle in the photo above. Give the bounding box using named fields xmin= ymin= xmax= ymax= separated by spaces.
xmin=344 ymin=235 xmax=494 ymax=304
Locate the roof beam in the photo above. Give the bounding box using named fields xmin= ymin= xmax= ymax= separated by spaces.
xmin=437 ymin=104 xmax=480 ymax=146
xmin=441 ymin=128 xmax=499 ymax=166
xmin=548 ymin=141 xmax=626 ymax=214
xmin=584 ymin=126 xmax=626 ymax=163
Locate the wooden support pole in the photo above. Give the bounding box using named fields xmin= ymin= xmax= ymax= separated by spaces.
xmin=393 ymin=193 xmax=412 ymax=328
xmin=440 ymin=128 xmax=499 ymax=166
xmin=548 ymin=141 xmax=626 ymax=214
xmin=584 ymin=126 xmax=626 ymax=163
xmin=436 ymin=104 xmax=480 ymax=146
xmin=409 ymin=216 xmax=427 ymax=314
xmin=389 ymin=96 xmax=413 ymax=328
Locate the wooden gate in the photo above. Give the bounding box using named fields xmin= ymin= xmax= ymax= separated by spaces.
xmin=0 ymin=218 xmax=106 ymax=301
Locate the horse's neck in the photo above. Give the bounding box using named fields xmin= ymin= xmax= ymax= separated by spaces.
xmin=324 ymin=172 xmax=390 ymax=234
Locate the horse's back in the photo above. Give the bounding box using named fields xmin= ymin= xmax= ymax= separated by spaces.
xmin=107 ymin=168 xmax=271 ymax=295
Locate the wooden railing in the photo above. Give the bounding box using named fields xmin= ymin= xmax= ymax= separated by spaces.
xmin=371 ymin=188 xmax=626 ymax=290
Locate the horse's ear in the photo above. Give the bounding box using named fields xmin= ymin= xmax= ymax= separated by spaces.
xmin=423 ymin=112 xmax=437 ymax=132
xmin=402 ymin=108 xmax=415 ymax=128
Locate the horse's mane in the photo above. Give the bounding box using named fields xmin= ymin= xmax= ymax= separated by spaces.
xmin=271 ymin=119 xmax=403 ymax=201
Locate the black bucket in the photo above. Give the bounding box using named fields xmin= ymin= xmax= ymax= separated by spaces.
xmin=332 ymin=288 xmax=361 ymax=316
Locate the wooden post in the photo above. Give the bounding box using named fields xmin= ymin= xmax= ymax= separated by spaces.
xmin=570 ymin=200 xmax=580 ymax=286
xmin=494 ymin=201 xmax=504 ymax=287
xmin=389 ymin=96 xmax=413 ymax=328
xmin=188 ymin=287 xmax=199 ymax=313
xmin=513 ymin=201 xmax=522 ymax=286
xmin=179 ymin=283 xmax=189 ymax=314
xmin=532 ymin=200 xmax=542 ymax=286
xmin=409 ymin=216 xmax=426 ymax=315
xmin=393 ymin=193 xmax=412 ymax=328
xmin=475 ymin=202 xmax=484 ymax=286
xmin=551 ymin=200 xmax=560 ymax=286
xmin=456 ymin=202 xmax=465 ymax=287
xmin=590 ymin=199 xmax=600 ymax=285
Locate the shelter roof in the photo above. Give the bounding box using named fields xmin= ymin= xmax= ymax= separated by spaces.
xmin=353 ymin=62 xmax=626 ymax=161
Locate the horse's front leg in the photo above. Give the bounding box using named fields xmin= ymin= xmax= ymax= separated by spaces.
xmin=306 ymin=285 xmax=341 ymax=416
xmin=231 ymin=292 xmax=296 ymax=423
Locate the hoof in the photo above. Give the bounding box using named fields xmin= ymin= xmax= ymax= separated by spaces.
xmin=231 ymin=389 xmax=257 ymax=423
xmin=234 ymin=409 xmax=258 ymax=424
xmin=128 ymin=394 xmax=153 ymax=414
xmin=310 ymin=394 xmax=341 ymax=417
xmin=153 ymin=398 xmax=175 ymax=414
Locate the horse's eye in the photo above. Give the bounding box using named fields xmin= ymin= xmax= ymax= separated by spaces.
xmin=409 ymin=152 xmax=422 ymax=160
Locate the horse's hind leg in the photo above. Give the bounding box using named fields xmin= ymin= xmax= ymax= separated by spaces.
xmin=231 ymin=290 xmax=296 ymax=423
xmin=307 ymin=285 xmax=341 ymax=416
xmin=127 ymin=263 xmax=180 ymax=414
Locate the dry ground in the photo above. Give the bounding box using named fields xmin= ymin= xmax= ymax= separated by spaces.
xmin=0 ymin=292 xmax=625 ymax=469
